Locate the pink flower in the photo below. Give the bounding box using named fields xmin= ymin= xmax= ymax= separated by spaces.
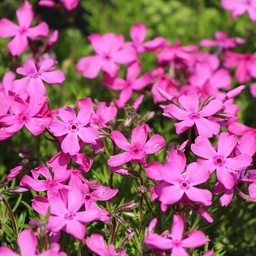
xmin=221 ymin=0 xmax=256 ymax=21
xmin=108 ymin=124 xmax=165 ymax=167
xmin=162 ymin=93 xmax=223 ymax=137
xmin=128 ymin=23 xmax=166 ymax=54
xmin=76 ymin=33 xmax=137 ymax=79
xmin=49 ymin=106 xmax=99 ymax=156
xmin=0 ymin=1 xmax=49 ymax=56
xmin=20 ymin=165 xmax=70 ymax=197
xmin=0 ymin=229 xmax=66 ymax=256
xmin=144 ymin=215 xmax=210 ymax=255
xmin=47 ymin=188 xmax=101 ymax=240
xmin=86 ymin=233 xmax=126 ymax=256
xmin=200 ymin=31 xmax=245 ymax=49
xmin=0 ymin=95 xmax=51 ymax=140
xmin=224 ymin=51 xmax=256 ymax=83
xmin=13 ymin=59 xmax=65 ymax=96
xmin=103 ymin=61 xmax=152 ymax=108
xmin=191 ymin=132 xmax=252 ymax=189
xmin=153 ymin=162 xmax=212 ymax=206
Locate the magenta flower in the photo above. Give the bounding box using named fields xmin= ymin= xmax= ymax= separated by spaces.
xmin=76 ymin=33 xmax=137 ymax=78
xmin=47 ymin=188 xmax=101 ymax=240
xmin=162 ymin=93 xmax=223 ymax=137
xmin=153 ymin=161 xmax=212 ymax=206
xmin=128 ymin=23 xmax=166 ymax=54
xmin=108 ymin=124 xmax=166 ymax=167
xmin=191 ymin=132 xmax=252 ymax=189
xmin=0 ymin=229 xmax=67 ymax=256
xmin=221 ymin=0 xmax=256 ymax=21
xmin=224 ymin=51 xmax=256 ymax=83
xmin=86 ymin=233 xmax=126 ymax=256
xmin=0 ymin=1 xmax=49 ymax=56
xmin=20 ymin=165 xmax=70 ymax=197
xmin=103 ymin=61 xmax=152 ymax=108
xmin=200 ymin=31 xmax=245 ymax=49
xmin=144 ymin=215 xmax=210 ymax=255
xmin=13 ymin=59 xmax=65 ymax=96
xmin=0 ymin=95 xmax=51 ymax=140
xmin=49 ymin=106 xmax=99 ymax=156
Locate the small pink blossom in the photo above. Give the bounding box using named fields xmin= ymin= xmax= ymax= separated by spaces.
xmin=13 ymin=59 xmax=65 ymax=96
xmin=76 ymin=33 xmax=136 ymax=78
xmin=49 ymin=106 xmax=99 ymax=156
xmin=108 ymin=124 xmax=165 ymax=167
xmin=162 ymin=93 xmax=223 ymax=137
xmin=200 ymin=31 xmax=245 ymax=49
xmin=221 ymin=0 xmax=256 ymax=21
xmin=144 ymin=215 xmax=210 ymax=255
xmin=0 ymin=1 xmax=49 ymax=56
xmin=86 ymin=233 xmax=126 ymax=256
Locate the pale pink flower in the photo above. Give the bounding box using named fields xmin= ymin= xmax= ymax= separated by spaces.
xmin=0 ymin=1 xmax=49 ymax=56
xmin=221 ymin=0 xmax=256 ymax=21
xmin=108 ymin=124 xmax=165 ymax=167
xmin=162 ymin=93 xmax=223 ymax=137
xmin=13 ymin=59 xmax=65 ymax=96
xmin=144 ymin=215 xmax=210 ymax=255
xmin=76 ymin=33 xmax=137 ymax=78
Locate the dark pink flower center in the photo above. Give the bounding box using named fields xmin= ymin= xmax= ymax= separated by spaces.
xmin=180 ymin=180 xmax=190 ymax=190
xmin=64 ymin=212 xmax=76 ymax=220
xmin=70 ymin=123 xmax=78 ymax=132
xmin=189 ymin=112 xmax=200 ymax=119
xmin=172 ymin=239 xmax=182 ymax=247
xmin=103 ymin=54 xmax=111 ymax=61
xmin=21 ymin=115 xmax=27 ymax=122
xmin=214 ymin=155 xmax=225 ymax=166
xmin=18 ymin=27 xmax=28 ymax=35
xmin=85 ymin=194 xmax=91 ymax=200
xmin=31 ymin=72 xmax=42 ymax=79
xmin=46 ymin=180 xmax=56 ymax=188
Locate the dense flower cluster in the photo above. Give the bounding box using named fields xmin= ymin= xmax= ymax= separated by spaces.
xmin=1 ymin=1 xmax=256 ymax=255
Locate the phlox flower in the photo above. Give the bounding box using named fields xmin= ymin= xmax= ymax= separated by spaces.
xmin=86 ymin=233 xmax=126 ymax=256
xmin=128 ymin=23 xmax=166 ymax=54
xmin=47 ymin=188 xmax=101 ymax=240
xmin=0 ymin=229 xmax=66 ymax=256
xmin=162 ymin=93 xmax=223 ymax=137
xmin=200 ymin=31 xmax=245 ymax=49
xmin=39 ymin=0 xmax=79 ymax=10
xmin=0 ymin=95 xmax=51 ymax=140
xmin=13 ymin=59 xmax=65 ymax=96
xmin=49 ymin=106 xmax=99 ymax=156
xmin=20 ymin=165 xmax=71 ymax=197
xmin=77 ymin=97 xmax=117 ymax=128
xmin=224 ymin=51 xmax=256 ymax=83
xmin=221 ymin=0 xmax=256 ymax=21
xmin=0 ymin=1 xmax=49 ymax=56
xmin=152 ymin=161 xmax=212 ymax=207
xmin=144 ymin=215 xmax=210 ymax=255
xmin=108 ymin=124 xmax=165 ymax=167
xmin=156 ymin=40 xmax=198 ymax=68
xmin=187 ymin=53 xmax=231 ymax=98
xmin=0 ymin=71 xmax=16 ymax=115
xmin=76 ymin=32 xmax=136 ymax=78
xmin=103 ymin=61 xmax=152 ymax=108
xmin=191 ymin=132 xmax=252 ymax=189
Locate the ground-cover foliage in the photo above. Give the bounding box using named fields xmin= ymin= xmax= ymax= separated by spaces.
xmin=1 ymin=0 xmax=256 ymax=255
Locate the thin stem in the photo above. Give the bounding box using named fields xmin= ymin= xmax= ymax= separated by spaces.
xmin=1 ymin=197 xmax=18 ymax=234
